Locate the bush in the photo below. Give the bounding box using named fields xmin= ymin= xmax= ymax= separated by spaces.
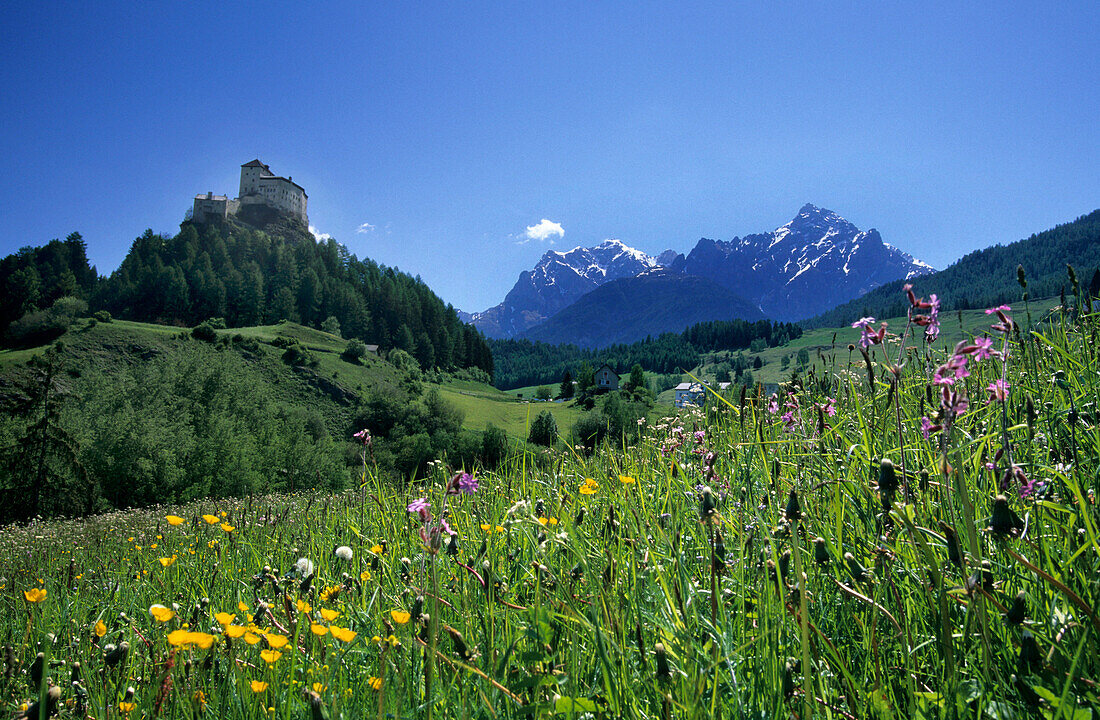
xmin=191 ymin=322 xmax=219 ymax=343
xmin=571 ymin=412 xmax=607 ymax=452
xmin=528 ymin=410 xmax=558 ymax=447
xmin=93 ymin=310 xmax=113 ymax=323
xmin=206 ymin=317 xmax=227 ymax=329
xmin=481 ymin=425 xmax=509 ymax=468
xmin=5 ymin=296 xmax=88 ymax=347
xmin=342 ymin=339 xmax=368 ymax=363
xmin=535 ymin=385 xmax=553 ymax=401
xmin=321 ymin=316 xmax=342 ymax=337
xmin=282 ymin=342 xmax=316 ymax=367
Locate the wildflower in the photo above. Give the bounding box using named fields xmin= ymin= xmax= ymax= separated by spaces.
xmin=95 ymin=620 xmax=107 ymax=637
xmin=619 ymin=474 xmax=636 ymax=485
xmin=360 ymin=570 xmax=371 ymax=582
xmin=406 ymin=498 xmax=431 ymax=522
xmin=265 ymin=634 xmax=289 ymax=649
xmin=202 ymin=514 xmax=219 ymax=525
xmin=580 ymin=478 xmax=599 ymax=495
xmin=244 ymin=632 xmax=261 ymax=645
xmin=693 ymin=430 xmax=706 ymax=444
xmin=119 ymin=702 xmax=135 ymax=713
xmin=767 ymin=394 xmax=779 ymax=414
xmin=23 ymin=588 xmax=47 ymax=603
xmin=311 ymin=624 xmax=329 ymax=636
xmin=320 ymin=608 xmax=339 ymax=621
xmin=335 ymin=545 xmax=354 ymax=562
xmin=390 ymin=610 xmax=411 ymax=625
xmin=920 ymin=416 xmax=942 ymax=439
xmin=353 ymin=428 xmax=372 ymax=445
xmin=370 ymin=543 xmax=384 ymax=555
xmin=149 ymin=604 xmax=175 ymax=623
xmin=986 ymin=379 xmax=1010 ymax=403
xmin=312 ymin=682 xmax=326 ymax=694
xmin=238 ymin=601 xmax=249 ymax=613
xmin=224 ymin=625 xmax=247 ymax=638
xmin=296 ymin=599 xmax=311 ymax=614
xmin=330 ymin=626 xmax=357 ymax=642
xmin=972 ymin=336 xmax=996 ymax=361
xmin=259 ymin=649 xmax=282 ymax=664
xmin=457 ymin=472 xmax=479 ymax=494
xmin=220 ymin=523 xmax=234 ymax=533
xmin=368 ymin=676 xmax=383 ymax=691
xmin=167 ymin=630 xmax=215 ymax=649
xmin=159 ymin=555 xmax=176 ymax=568
xmin=294 ymin=558 xmax=315 ymax=577
xmin=250 ymin=681 xmax=268 ymax=693
xmin=214 ymin=612 xmax=235 ymax=626
xmin=166 ymin=515 xmax=185 ymax=526
xmin=320 ymin=585 xmax=342 ymax=602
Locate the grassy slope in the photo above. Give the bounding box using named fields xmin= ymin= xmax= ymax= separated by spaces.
xmin=686 ymin=296 xmax=1060 ymax=388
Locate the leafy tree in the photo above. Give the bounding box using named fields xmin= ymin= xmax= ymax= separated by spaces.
xmin=535 ymin=385 xmax=553 ymax=401
xmin=528 ymin=410 xmax=558 ymax=447
xmin=481 ymin=425 xmax=509 ymax=469
xmin=321 ymin=315 xmax=342 ymax=337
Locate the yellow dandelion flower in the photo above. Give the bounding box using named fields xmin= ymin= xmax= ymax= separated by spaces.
xmin=166 ymin=515 xmax=185 ymax=526
xmin=370 ymin=544 xmax=383 ymax=555
xmin=150 ymin=543 xmax=157 ymax=550
xmin=384 ymin=634 xmax=401 ymax=647
xmin=214 ymin=612 xmax=235 ymax=626
xmin=167 ymin=630 xmax=215 ymax=649
xmin=118 ymin=701 xmax=135 ymax=713
xmin=159 ymin=556 xmax=176 ymax=568
xmin=319 ymin=608 xmax=339 ymax=622
xmin=243 ymin=632 xmax=261 ymax=645
xmin=207 ymin=539 xmax=218 ymax=549
xmin=202 ymin=514 xmax=219 ymax=525
xmin=265 ymin=634 xmax=289 ymax=649
xmin=220 ymin=511 xmax=227 ymax=517
xmin=220 ymin=523 xmax=234 ymax=533
xmin=223 ymin=625 xmax=246 ymax=638
xmin=368 ymin=676 xmax=382 ymax=691
xmin=320 ymin=585 xmax=341 ymax=602
xmin=238 ymin=601 xmax=249 ymax=613
xmin=259 ymin=649 xmax=282 ymax=664
xmin=580 ymin=478 xmax=598 ymax=495
xmin=390 ymin=610 xmax=411 ymax=625
xmin=23 ymin=588 xmax=47 ymax=603
xmin=310 ymin=624 xmax=329 ymax=636
xmin=94 ymin=619 xmax=106 ymax=637
xmin=312 ymin=682 xmax=325 ymax=693
xmin=618 ymin=474 xmax=636 ymax=485
xmin=149 ymin=604 xmax=175 ymax=623
xmin=480 ymin=523 xmax=492 ymax=533
xmin=296 ymin=599 xmax=311 ymax=614
xmin=495 ymin=525 xmax=505 ymax=533
xmin=359 ymin=570 xmax=371 ymax=582
xmin=330 ymin=626 xmax=356 ymax=643
xmin=250 ymin=680 xmax=268 ymax=693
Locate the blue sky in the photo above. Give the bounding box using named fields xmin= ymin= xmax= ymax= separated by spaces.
xmin=2 ymin=2 xmax=1098 ymax=312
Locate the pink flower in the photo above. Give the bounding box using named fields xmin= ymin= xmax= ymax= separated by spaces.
xmin=824 ymin=398 xmax=837 ymax=417
xmin=693 ymin=430 xmax=706 ymax=444
xmin=767 ymin=394 xmax=779 ymax=414
xmin=984 ymin=305 xmax=1011 ymax=314
xmin=986 ymin=379 xmax=1010 ymax=403
xmin=851 ymin=317 xmax=876 ymax=329
xmin=920 ymin=416 xmax=941 ymax=439
xmin=353 ymin=428 xmax=372 ymax=445
xmin=406 ymin=498 xmax=431 ymax=522
xmin=972 ymin=337 xmax=996 ymax=361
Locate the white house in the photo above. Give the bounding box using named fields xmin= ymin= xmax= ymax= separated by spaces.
xmin=674 ymin=381 xmax=731 ymax=408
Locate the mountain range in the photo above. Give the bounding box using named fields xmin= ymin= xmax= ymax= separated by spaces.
xmin=468 ymin=204 xmax=933 ymax=346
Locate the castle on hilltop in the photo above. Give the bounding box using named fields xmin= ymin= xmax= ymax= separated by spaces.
xmin=192 ymin=160 xmax=308 ymax=225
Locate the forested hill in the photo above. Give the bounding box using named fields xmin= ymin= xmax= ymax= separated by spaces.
xmin=803 ymin=209 xmax=1100 ymax=329
xmin=2 ymin=213 xmax=493 ymax=375
xmin=491 ymin=317 xmax=802 ymax=389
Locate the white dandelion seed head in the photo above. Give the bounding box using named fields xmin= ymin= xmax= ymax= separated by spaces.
xmin=294 ymin=557 xmax=314 ymax=577
xmin=335 ymin=546 xmax=353 ymax=562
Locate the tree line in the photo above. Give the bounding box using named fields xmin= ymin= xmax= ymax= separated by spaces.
xmin=490 ymin=318 xmax=801 ymax=389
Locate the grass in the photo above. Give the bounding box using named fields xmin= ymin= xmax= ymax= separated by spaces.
xmin=3 ymin=295 xmax=1100 ymax=717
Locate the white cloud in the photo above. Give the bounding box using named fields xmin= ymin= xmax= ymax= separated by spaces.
xmin=356 ymin=222 xmax=375 ymax=234
xmin=309 ymin=225 xmax=332 ymax=242
xmin=522 ymin=218 xmax=564 ymax=243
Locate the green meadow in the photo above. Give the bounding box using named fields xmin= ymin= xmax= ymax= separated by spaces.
xmin=3 ymin=295 xmax=1099 ymax=717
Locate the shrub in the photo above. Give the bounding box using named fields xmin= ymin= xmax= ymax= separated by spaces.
xmin=191 ymin=322 xmax=219 ymax=343
xmin=342 ymin=339 xmax=368 ymax=363
xmin=528 ymin=410 xmax=558 ymax=447
xmin=282 ymin=343 xmax=316 ymax=367
xmin=535 ymin=385 xmax=554 ymax=401
xmin=93 ymin=310 xmax=113 ymax=323
xmin=481 ymin=424 xmax=509 ymax=468
xmin=6 ymin=297 xmax=87 ymax=347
